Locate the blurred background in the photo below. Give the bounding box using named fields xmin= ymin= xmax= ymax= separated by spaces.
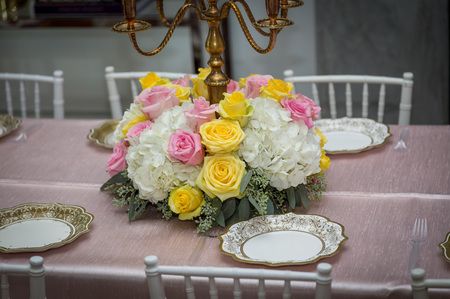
xmin=0 ymin=0 xmax=448 ymax=124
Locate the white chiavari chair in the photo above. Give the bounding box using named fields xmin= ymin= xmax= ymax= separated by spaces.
xmin=411 ymin=268 xmax=450 ymax=299
xmin=283 ymin=70 xmax=414 ymax=125
xmin=144 ymin=255 xmax=332 ymax=299
xmin=0 ymin=256 xmax=46 ymax=299
xmin=0 ymin=71 xmax=64 ymax=119
xmin=105 ymin=66 xmax=196 ymax=119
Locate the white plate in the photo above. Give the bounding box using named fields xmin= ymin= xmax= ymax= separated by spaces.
xmin=219 ymin=213 xmax=347 ymax=266
xmin=315 ymin=117 xmax=391 ymax=154
xmin=0 ymin=203 xmax=94 ymax=253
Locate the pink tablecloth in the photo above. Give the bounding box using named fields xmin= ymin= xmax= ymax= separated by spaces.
xmin=1 ymin=119 xmax=449 ymax=298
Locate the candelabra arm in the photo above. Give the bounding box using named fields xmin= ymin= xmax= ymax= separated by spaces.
xmin=223 ymin=0 xmax=278 ymax=54
xmin=129 ymin=3 xmax=203 ymax=56
xmin=232 ymin=0 xmax=271 ymax=36
xmin=156 ymin=0 xmax=171 ymax=27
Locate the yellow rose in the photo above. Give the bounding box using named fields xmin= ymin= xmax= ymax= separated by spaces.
xmin=196 ymin=154 xmax=246 ymax=201
xmin=260 ymin=79 xmax=294 ymax=101
xmin=164 ymin=83 xmax=191 ymax=103
xmin=139 ymin=72 xmax=170 ymax=90
xmin=218 ymin=91 xmax=254 ymax=127
xmin=192 ymin=67 xmax=211 ymax=99
xmin=315 ymin=128 xmax=328 ymax=148
xmin=320 ymin=150 xmax=331 ymax=171
xmin=199 ymin=119 xmax=245 ymax=154
xmin=238 ymin=77 xmax=247 ymax=88
xmin=121 ymin=114 xmax=149 ymax=138
xmin=168 ymin=185 xmax=204 ymax=220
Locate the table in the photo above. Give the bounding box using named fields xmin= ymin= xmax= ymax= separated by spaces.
xmin=1 ymin=119 xmax=449 ymax=299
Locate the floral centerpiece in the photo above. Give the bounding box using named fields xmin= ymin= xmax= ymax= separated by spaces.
xmin=101 ymin=68 xmax=330 ymax=233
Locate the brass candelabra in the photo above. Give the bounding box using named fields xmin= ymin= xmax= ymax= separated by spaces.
xmin=113 ymin=0 xmax=303 ymax=104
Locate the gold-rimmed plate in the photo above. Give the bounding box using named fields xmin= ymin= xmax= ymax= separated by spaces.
xmin=219 ymin=213 xmax=347 ymax=266
xmin=439 ymin=232 xmax=450 ymax=262
xmin=0 ymin=203 xmax=94 ymax=253
xmin=87 ymin=120 xmax=119 ymax=149
xmin=315 ymin=117 xmax=391 ymax=154
xmin=0 ymin=114 xmax=21 ymax=138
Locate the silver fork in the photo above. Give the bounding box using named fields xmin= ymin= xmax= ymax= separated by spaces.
xmin=394 ymin=127 xmax=410 ymax=151
xmin=409 ymin=218 xmax=428 ymax=271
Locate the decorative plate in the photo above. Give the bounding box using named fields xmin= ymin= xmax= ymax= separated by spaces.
xmin=439 ymin=232 xmax=450 ymax=262
xmin=315 ymin=117 xmax=391 ymax=154
xmin=219 ymin=213 xmax=347 ymax=266
xmin=0 ymin=203 xmax=94 ymax=253
xmin=87 ymin=120 xmax=119 ymax=149
xmin=0 ymin=114 xmax=21 ymax=138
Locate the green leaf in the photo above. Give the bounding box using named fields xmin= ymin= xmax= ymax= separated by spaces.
xmin=222 ymin=199 xmax=236 ymax=220
xmin=216 ymin=211 xmax=226 ymax=227
xmin=238 ymin=198 xmax=250 ymax=221
xmin=248 ymin=195 xmax=262 ymax=214
xmin=128 ymin=197 xmax=149 ymax=221
xmin=101 ymin=171 xmax=129 ymax=191
xmin=226 ymin=210 xmax=240 ymax=226
xmin=286 ymin=187 xmax=296 ymax=210
xmin=266 ymin=200 xmax=275 ymax=215
xmin=297 ymin=185 xmax=311 ymax=209
xmin=239 ymin=170 xmax=253 ymax=193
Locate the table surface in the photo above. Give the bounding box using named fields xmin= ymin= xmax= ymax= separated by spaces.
xmin=1 ymin=119 xmax=449 ymax=299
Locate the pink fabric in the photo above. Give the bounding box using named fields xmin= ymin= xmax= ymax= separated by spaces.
xmin=1 ymin=120 xmax=450 ymax=298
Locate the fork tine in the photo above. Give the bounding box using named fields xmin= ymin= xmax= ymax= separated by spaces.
xmin=412 ymin=218 xmax=419 ymax=237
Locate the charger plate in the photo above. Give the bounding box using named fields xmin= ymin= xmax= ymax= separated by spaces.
xmin=0 ymin=114 xmax=21 ymax=138
xmin=0 ymin=203 xmax=94 ymax=253
xmin=87 ymin=120 xmax=119 ymax=149
xmin=219 ymin=213 xmax=347 ymax=266
xmin=439 ymin=232 xmax=450 ymax=262
xmin=315 ymin=117 xmax=390 ymax=154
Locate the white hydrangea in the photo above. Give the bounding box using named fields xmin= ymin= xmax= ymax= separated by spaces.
xmin=113 ymin=103 xmax=145 ymax=143
xmin=239 ymin=98 xmax=321 ymax=190
xmin=126 ymin=106 xmax=201 ymax=203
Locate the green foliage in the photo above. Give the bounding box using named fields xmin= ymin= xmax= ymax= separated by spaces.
xmin=196 ymin=196 xmax=222 ymax=233
xmin=305 ymin=172 xmax=327 ymax=201
xmin=156 ymin=199 xmax=173 ymax=220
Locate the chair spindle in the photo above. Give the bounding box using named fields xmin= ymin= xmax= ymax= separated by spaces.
xmin=20 ymin=80 xmax=26 ymax=118
xmin=328 ymin=83 xmax=336 ymax=119
xmin=209 ymin=277 xmax=218 ymax=299
xmin=233 ymin=277 xmax=242 ymax=299
xmin=258 ymin=278 xmax=266 ymax=299
xmin=185 ymin=275 xmax=195 ymax=299
xmin=345 ymin=83 xmax=352 ymax=117
xmin=1 ymin=274 xmax=10 ymax=299
xmin=131 ymin=79 xmax=138 ymax=99
xmin=362 ymin=83 xmax=369 ymax=118
xmin=5 ymin=80 xmax=13 ymax=116
xmin=312 ymin=83 xmax=321 ymax=118
xmin=34 ymin=82 xmax=41 ymax=118
xmin=377 ymin=84 xmax=386 ymax=123
xmin=282 ymin=280 xmax=292 ymax=299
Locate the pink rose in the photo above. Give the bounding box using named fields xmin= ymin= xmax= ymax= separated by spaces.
xmin=281 ymin=94 xmax=321 ymax=129
xmin=244 ymin=74 xmax=273 ymax=98
xmin=126 ymin=120 xmax=153 ymax=140
xmin=172 ymin=75 xmax=191 ymax=87
xmin=185 ymin=97 xmax=218 ymax=132
xmin=227 ymin=80 xmax=240 ymax=93
xmin=107 ymin=141 xmax=127 ymax=176
xmin=136 ymin=86 xmax=179 ymax=120
xmin=168 ymin=129 xmax=204 ymax=165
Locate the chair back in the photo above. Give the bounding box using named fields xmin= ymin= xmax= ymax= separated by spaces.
xmin=0 ymin=71 xmax=64 ymax=119
xmin=144 ymin=255 xmax=332 ymax=299
xmin=411 ymin=268 xmax=450 ymax=299
xmin=0 ymin=256 xmax=46 ymax=299
xmin=105 ymin=66 xmax=196 ymax=119
xmin=283 ymin=70 xmax=414 ymax=124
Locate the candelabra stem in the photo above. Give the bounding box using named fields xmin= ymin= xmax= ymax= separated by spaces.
xmin=204 ymin=0 xmax=229 ymax=104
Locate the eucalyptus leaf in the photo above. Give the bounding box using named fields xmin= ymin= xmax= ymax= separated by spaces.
xmin=222 ymin=199 xmax=236 ymax=220
xmin=266 ymin=200 xmax=275 ymax=215
xmin=248 ymin=195 xmax=262 ymax=214
xmin=238 ymin=198 xmax=250 ymax=221
xmin=226 ymin=210 xmax=240 ymax=226
xmin=100 ymin=171 xmax=129 ymax=191
xmin=286 ymin=187 xmax=296 ymax=210
xmin=128 ymin=197 xmax=148 ymax=221
xmin=239 ymin=170 xmax=253 ymax=193
xmin=216 ymin=211 xmax=226 ymax=227
xmin=297 ymin=185 xmax=311 ymax=209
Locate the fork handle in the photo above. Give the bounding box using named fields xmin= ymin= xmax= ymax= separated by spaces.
xmin=409 ymin=241 xmax=420 ymax=271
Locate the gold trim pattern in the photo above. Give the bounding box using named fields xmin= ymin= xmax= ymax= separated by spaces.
xmin=0 ymin=202 xmax=94 ymax=253
xmin=87 ymin=120 xmax=119 ymax=149
xmin=439 ymin=232 xmax=450 ymax=262
xmin=315 ymin=117 xmax=391 ymax=155
xmin=219 ymin=213 xmax=348 ymax=267
xmin=0 ymin=114 xmax=21 ymax=138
